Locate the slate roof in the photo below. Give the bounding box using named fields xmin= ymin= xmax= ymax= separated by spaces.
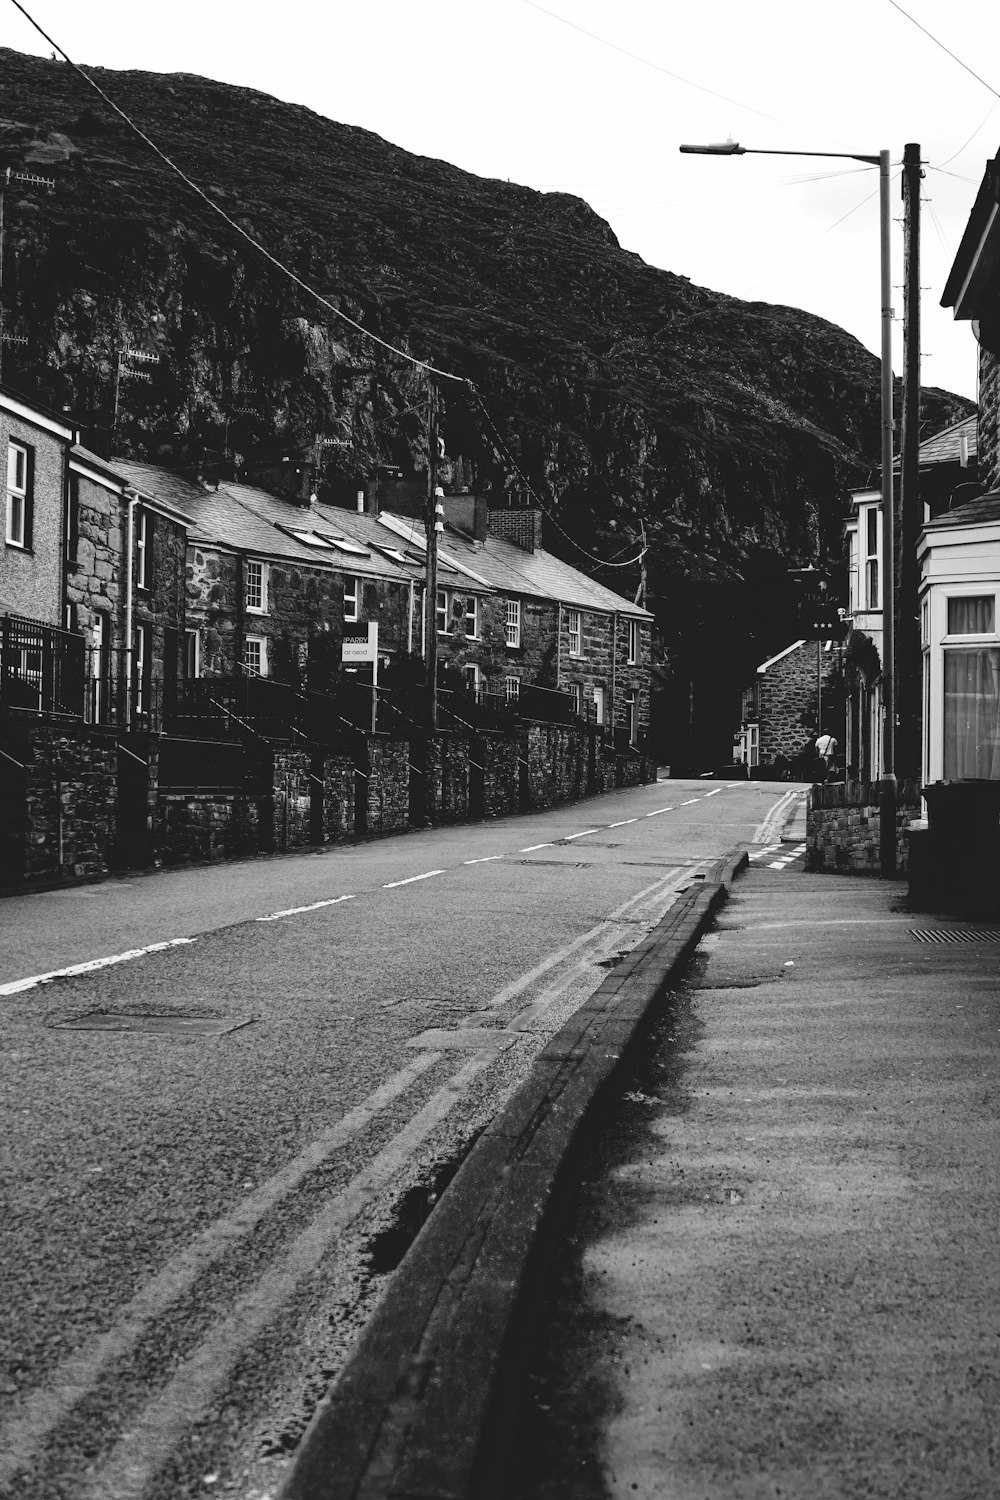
xmin=916 ymin=414 xmax=977 ymax=468
xmin=108 ymin=463 xmax=417 ymax=583
xmin=104 ymin=459 xmax=652 ymax=614
xmin=922 ymin=489 xmax=1000 ymax=530
xmin=378 ymin=512 xmax=653 ymax=619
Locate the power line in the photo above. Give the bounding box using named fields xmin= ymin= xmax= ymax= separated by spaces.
xmin=470 ymin=387 xmax=645 ymax=574
xmin=8 ymin=0 xmax=469 ymax=387
xmin=936 ymin=99 xmax=1000 ymax=167
xmin=520 ymin=0 xmax=855 ymax=148
xmin=885 ymin=0 xmax=1000 ymax=100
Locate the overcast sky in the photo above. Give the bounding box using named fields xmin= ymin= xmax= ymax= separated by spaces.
xmin=5 ymin=0 xmax=999 ymax=406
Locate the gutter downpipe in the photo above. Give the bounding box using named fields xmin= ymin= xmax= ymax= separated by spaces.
xmin=877 ymin=148 xmax=897 ymax=878
xmin=124 ymin=488 xmax=138 ymax=726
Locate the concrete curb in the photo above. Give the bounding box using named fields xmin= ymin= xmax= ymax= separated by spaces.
xmin=278 ymin=849 xmax=749 ymax=1500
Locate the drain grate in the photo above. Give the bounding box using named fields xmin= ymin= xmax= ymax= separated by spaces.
xmin=53 ymin=1011 xmax=253 ymax=1035
xmin=910 ymin=928 xmax=1000 ymax=944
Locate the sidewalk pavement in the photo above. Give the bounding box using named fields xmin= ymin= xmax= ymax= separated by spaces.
xmin=511 ymin=859 xmax=1000 ymax=1500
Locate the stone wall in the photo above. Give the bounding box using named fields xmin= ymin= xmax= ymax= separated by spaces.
xmin=66 ymin=471 xmax=123 ymax=650
xmin=806 ymin=783 xmax=920 ymax=876
xmin=0 ymin=722 xmax=118 ymax=886
xmin=271 ymin=748 xmax=314 ymax=853
xmin=523 ymin=723 xmax=587 ymax=809
xmin=979 ymin=348 xmax=999 ymax=493
xmin=156 ymin=794 xmax=262 ymax=867
xmin=3 ymin=719 xmax=654 ymax=888
xmin=476 ymin=733 xmax=520 ymax=818
xmin=364 ymin=738 xmax=411 ymax=834
xmin=758 ymin=641 xmax=839 ymax=762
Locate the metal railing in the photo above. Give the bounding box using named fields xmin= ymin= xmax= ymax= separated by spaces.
xmin=1 ymin=614 xmax=87 ymax=720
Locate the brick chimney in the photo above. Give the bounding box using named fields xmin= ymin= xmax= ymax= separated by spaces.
xmin=487 ymin=503 xmax=543 ymax=553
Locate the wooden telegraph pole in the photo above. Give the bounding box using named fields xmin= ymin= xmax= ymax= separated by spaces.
xmin=425 ymin=375 xmax=440 ymax=730
xmin=897 ymin=142 xmax=923 ymax=784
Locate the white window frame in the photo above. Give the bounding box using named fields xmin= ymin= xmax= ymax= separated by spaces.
xmin=592 ymin=685 xmax=605 ymax=725
xmin=464 ymin=662 xmax=481 ymax=693
xmin=505 ymin=675 xmax=520 ymax=702
xmin=567 ymin=608 xmax=582 ymax=658
xmin=627 ymin=619 xmax=639 ymax=665
xmin=185 ymin=628 xmax=201 ymax=678
xmin=569 ymin=682 xmax=583 ymax=715
xmin=505 ymin=598 xmax=521 ymax=649
xmin=243 ymin=634 xmax=268 ymax=677
xmin=6 ymin=440 xmax=29 ymax=548
xmin=245 ymin=559 xmax=268 ymax=614
xmin=436 ymin=587 xmax=449 ymax=635
xmin=463 ymin=595 xmax=479 ymax=640
xmin=134 ymin=622 xmax=150 ymax=716
xmin=136 ymin=508 xmax=150 ymax=591
xmin=344 ymin=575 xmax=359 ymax=623
xmin=863 ymin=503 xmax=881 ymax=611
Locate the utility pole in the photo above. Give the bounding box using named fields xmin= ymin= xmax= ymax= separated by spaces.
xmin=897 ymin=142 xmax=923 ymax=784
xmin=425 ymin=375 xmax=440 ymax=731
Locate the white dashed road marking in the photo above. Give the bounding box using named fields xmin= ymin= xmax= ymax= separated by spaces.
xmin=644 ymin=807 xmax=673 ymax=817
xmin=608 ymin=819 xmax=637 ymax=828
xmin=0 ymin=938 xmax=198 ymax=997
xmin=680 ymin=799 xmax=700 ymax=806
xmin=563 ymin=829 xmax=598 ymax=841
xmin=256 ymin=895 xmax=355 ymax=922
xmin=520 ymin=843 xmax=554 ymax=852
xmin=463 ymin=855 xmax=505 ymax=865
xmin=382 ymin=870 xmax=446 ymax=889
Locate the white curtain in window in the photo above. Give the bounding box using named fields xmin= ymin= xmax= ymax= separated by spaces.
xmin=944 ymin=648 xmax=1000 ymax=779
xmin=947 ymin=596 xmax=995 ymax=634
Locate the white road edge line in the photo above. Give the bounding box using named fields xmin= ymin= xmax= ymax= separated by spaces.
xmin=256 ymin=895 xmax=355 ymax=922
xmin=382 ymin=869 xmax=446 ymax=889
xmin=0 ymin=937 xmax=198 ymax=997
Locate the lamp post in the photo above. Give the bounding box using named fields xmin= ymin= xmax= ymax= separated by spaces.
xmin=679 ymin=140 xmax=896 ymax=874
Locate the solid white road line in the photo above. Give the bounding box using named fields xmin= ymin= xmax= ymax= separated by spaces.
xmin=0 ymin=1050 xmax=443 ymax=1488
xmin=382 ymin=870 xmax=445 ymax=889
xmin=0 ymin=938 xmax=198 ymax=997
xmin=78 ymin=1053 xmax=494 ymax=1500
xmin=256 ymin=895 xmax=355 ymax=922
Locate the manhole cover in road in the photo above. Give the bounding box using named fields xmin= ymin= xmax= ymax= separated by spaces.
xmin=53 ymin=1012 xmax=253 ymax=1036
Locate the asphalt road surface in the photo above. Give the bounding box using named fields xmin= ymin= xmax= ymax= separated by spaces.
xmin=0 ymin=776 xmax=802 ymax=1500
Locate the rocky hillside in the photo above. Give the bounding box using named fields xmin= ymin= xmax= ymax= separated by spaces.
xmin=0 ymin=48 xmax=972 ymax=755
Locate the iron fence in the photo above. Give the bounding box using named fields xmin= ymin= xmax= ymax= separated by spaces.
xmin=1 ymin=614 xmax=87 ymax=719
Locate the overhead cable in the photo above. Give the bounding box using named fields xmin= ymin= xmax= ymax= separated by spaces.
xmin=885 ymin=0 xmax=1000 ymax=100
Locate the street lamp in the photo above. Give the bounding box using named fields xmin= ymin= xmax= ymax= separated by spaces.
xmin=680 ymin=140 xmax=896 ymax=875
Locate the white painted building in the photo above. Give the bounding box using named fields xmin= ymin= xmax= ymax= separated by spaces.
xmin=917 ymin=493 xmax=1000 ymax=785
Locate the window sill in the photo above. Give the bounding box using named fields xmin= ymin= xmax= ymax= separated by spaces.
xmin=4 ymin=539 xmax=31 ymax=553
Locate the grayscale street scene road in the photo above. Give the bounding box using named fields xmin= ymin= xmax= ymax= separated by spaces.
xmin=2 ymin=777 xmax=797 ymax=1499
